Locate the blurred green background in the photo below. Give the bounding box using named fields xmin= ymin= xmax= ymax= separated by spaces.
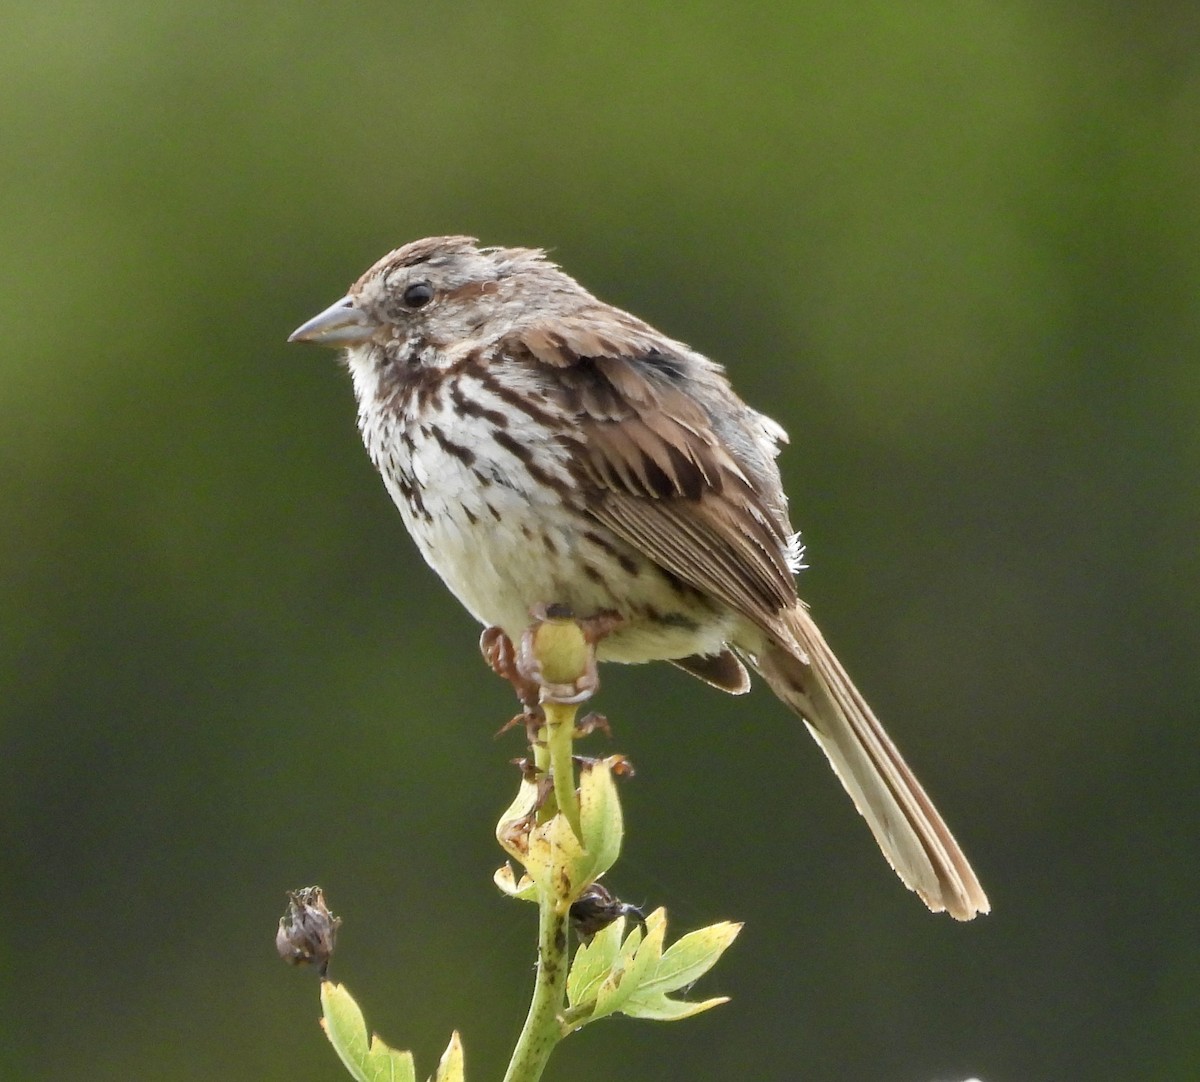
xmin=3 ymin=3 xmax=1197 ymax=1080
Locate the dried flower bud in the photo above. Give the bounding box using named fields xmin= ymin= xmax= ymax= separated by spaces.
xmin=276 ymin=886 xmax=341 ymax=977
xmin=510 ymin=755 xmax=542 ymax=784
xmin=575 ymin=753 xmax=635 ymax=778
xmin=608 ymin=755 xmax=635 ymax=779
xmin=575 ymin=712 xmax=611 ymax=739
xmin=569 ymin=881 xmax=647 ymax=941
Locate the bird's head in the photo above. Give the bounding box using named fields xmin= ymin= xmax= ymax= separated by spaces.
xmin=289 ymin=236 xmax=585 ymax=357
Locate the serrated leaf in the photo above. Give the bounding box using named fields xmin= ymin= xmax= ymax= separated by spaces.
xmin=636 ymin=919 xmax=742 ymax=998
xmin=564 ymin=912 xmax=741 ymax=1026
xmin=592 ymin=915 xmax=661 ymax=1020
xmin=616 ymin=916 xmax=648 ymax=971
xmin=320 ymin=982 xmax=417 ymax=1082
xmin=615 ymin=916 xmax=740 ymax=1023
xmin=567 ymin=919 xmax=623 ymax=1009
xmin=429 ymin=1030 xmax=464 ymax=1082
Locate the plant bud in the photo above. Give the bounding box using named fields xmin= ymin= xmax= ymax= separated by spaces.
xmin=276 ymin=886 xmax=341 ymax=977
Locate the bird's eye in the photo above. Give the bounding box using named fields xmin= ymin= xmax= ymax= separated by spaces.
xmin=402 ymin=282 xmax=435 ymax=309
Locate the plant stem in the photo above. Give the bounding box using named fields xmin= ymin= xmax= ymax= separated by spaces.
xmin=503 ymin=695 xmax=580 ymax=1082
xmin=503 ymin=614 xmax=593 ymax=1082
xmin=544 ymin=698 xmax=582 ymax=840
xmin=501 ymin=882 xmax=571 ymax=1082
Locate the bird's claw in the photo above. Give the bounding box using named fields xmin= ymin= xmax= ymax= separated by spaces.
xmin=480 ymin=626 xmax=544 ymax=713
xmin=495 ymin=709 xmax=547 ymax=743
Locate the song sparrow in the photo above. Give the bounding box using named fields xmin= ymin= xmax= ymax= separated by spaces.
xmin=289 ymin=236 xmax=989 ymax=920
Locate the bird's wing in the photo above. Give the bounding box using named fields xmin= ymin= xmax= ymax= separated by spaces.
xmin=500 ymin=315 xmax=798 ymax=634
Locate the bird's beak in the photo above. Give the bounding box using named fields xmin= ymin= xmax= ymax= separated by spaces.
xmin=288 ymin=295 xmax=377 ymax=346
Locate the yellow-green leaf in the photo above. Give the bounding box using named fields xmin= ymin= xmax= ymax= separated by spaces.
xmin=524 ymin=805 xmax=588 ymax=898
xmin=429 ymin=1030 xmax=464 ymax=1082
xmin=494 ymin=779 xmax=541 ymax=866
xmin=576 ymin=758 xmax=623 ymax=883
xmin=320 ymin=981 xmax=417 ymax=1082
xmin=592 ymin=915 xmax=661 ymax=1020
xmin=621 ymin=993 xmax=731 ymax=1022
xmin=493 ymin=863 xmax=537 ymax=901
xmin=567 ymin=919 xmax=623 ymax=1009
xmin=638 ymin=920 xmax=742 ymax=997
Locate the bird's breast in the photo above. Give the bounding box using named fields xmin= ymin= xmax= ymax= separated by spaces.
xmin=351 ymin=364 xmax=734 ymax=664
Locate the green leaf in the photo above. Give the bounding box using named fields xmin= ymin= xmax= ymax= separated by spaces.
xmin=509 ymin=757 xmax=626 ymax=908
xmin=565 ymin=908 xmax=739 ymax=1027
xmin=575 ymin=758 xmax=624 ymax=884
xmin=523 ymin=807 xmax=586 ymax=897
xmin=619 ymin=994 xmax=731 ymax=1022
xmin=562 ymin=911 xmax=742 ymax=1026
xmin=591 ymin=915 xmax=660 ymax=1021
xmin=619 ymin=915 xmax=741 ymax=1023
xmin=320 ymin=981 xmax=417 ymax=1082
xmin=567 ymin=919 xmax=623 ymax=1009
xmin=636 ymin=917 xmax=742 ymax=998
xmin=430 ymin=1031 xmax=464 ymax=1082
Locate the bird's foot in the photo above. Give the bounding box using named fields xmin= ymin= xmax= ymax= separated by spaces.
xmin=481 ymin=626 xmax=545 ymax=733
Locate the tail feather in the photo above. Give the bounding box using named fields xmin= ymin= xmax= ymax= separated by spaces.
xmin=751 ymin=606 xmax=990 ymax=920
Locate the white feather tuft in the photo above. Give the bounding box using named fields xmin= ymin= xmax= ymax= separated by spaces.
xmin=784 ymin=530 xmax=807 ymax=574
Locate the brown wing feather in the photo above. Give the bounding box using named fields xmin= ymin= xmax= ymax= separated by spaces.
xmin=593 ymin=496 xmax=795 ymax=620
xmin=502 ymin=317 xmax=797 ymax=632
xmin=499 ymin=314 xmax=989 ymax=920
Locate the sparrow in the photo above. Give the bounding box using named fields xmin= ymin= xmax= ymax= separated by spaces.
xmin=290 ymin=236 xmax=989 ymax=919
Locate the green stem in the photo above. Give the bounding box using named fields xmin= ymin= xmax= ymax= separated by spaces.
xmin=501 ymin=887 xmax=570 ymax=1082
xmin=544 ymin=699 xmax=582 ymax=840
xmin=502 ymin=615 xmax=589 ymax=1082
xmin=504 ymin=698 xmax=579 ymax=1082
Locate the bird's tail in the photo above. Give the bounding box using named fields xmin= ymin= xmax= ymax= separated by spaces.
xmin=751 ymin=605 xmax=990 ymax=920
